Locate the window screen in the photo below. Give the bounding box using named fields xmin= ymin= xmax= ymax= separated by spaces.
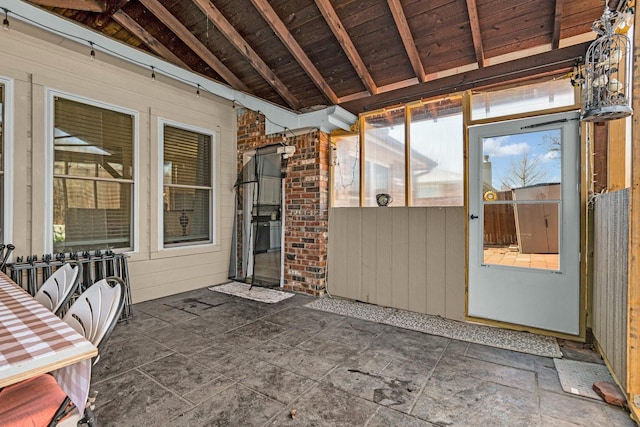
xmin=163 ymin=125 xmax=212 ymax=246
xmin=53 ymin=97 xmax=134 ymax=252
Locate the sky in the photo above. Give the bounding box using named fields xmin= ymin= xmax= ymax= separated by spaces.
xmin=482 ymin=128 xmax=562 ymax=190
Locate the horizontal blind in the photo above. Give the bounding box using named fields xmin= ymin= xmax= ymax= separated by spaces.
xmin=163 ymin=125 xmax=212 ymax=246
xmin=53 ymin=97 xmax=134 ymax=252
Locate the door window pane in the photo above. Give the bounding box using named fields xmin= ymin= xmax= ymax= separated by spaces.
xmin=163 ymin=125 xmax=212 ymax=246
xmin=363 ymin=107 xmax=405 ymax=206
xmin=53 ymin=97 xmax=134 ymax=252
xmin=481 ymin=128 xmax=562 ymax=271
xmin=409 ymin=98 xmax=463 ymax=206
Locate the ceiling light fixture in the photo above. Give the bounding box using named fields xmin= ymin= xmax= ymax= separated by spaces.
xmin=3 ymin=8 xmax=9 ymax=31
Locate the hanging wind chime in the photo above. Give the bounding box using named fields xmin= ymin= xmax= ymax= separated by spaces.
xmin=581 ymin=1 xmax=634 ymax=122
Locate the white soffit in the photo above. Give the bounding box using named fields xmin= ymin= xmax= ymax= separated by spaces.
xmin=0 ymin=0 xmax=357 ymax=135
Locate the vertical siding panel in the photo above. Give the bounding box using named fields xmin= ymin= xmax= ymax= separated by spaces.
xmin=426 ymin=208 xmax=446 ymax=316
xmin=445 ymin=207 xmax=466 ymax=321
xmin=376 ymin=207 xmax=393 ymax=307
xmin=592 ymin=189 xmax=628 ymax=386
xmin=361 ymin=208 xmax=378 ymax=304
xmin=391 ymin=208 xmax=409 ymax=310
xmin=408 ymin=208 xmax=428 ymax=313
xmin=346 ymin=209 xmax=362 ymax=301
xmin=328 ymin=208 xmax=348 ymax=298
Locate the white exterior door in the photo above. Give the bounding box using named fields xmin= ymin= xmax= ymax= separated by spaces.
xmin=468 ymin=112 xmax=581 ymax=335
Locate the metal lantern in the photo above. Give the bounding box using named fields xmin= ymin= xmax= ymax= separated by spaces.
xmin=581 ymin=5 xmax=633 ymax=122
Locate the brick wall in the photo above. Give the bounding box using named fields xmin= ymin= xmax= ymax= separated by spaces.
xmin=236 ymin=108 xmax=328 ymax=296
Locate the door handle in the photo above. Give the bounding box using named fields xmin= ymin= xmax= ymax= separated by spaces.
xmin=470 ymin=214 xmax=478 ymax=220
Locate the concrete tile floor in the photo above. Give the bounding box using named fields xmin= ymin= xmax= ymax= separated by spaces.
xmin=91 ymin=287 xmax=636 ymax=426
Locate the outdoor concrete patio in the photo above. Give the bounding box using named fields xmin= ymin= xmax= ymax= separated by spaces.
xmin=91 ymin=287 xmax=635 ymax=426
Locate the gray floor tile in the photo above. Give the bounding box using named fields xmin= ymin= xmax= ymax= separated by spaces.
xmin=466 ymin=342 xmax=540 ymax=371
xmin=539 ymin=389 xmax=614 ymax=426
xmin=139 ymin=353 xmax=222 ymax=397
xmin=231 ymin=319 xmax=288 ymax=340
xmin=314 ymin=317 xmax=391 ymax=348
xmin=322 ymin=364 xmax=422 ymax=413
xmin=240 ymin=363 xmax=316 ymax=404
xmin=181 ymin=375 xmax=235 ymax=405
xmin=135 ymin=300 xmax=199 ymax=324
xmin=176 ymin=315 xmax=231 ymax=338
xmin=269 ymin=383 xmax=380 ymax=426
xmin=109 ymin=311 xmax=172 ymax=343
xmin=267 ymin=345 xmax=339 ymax=381
xmin=366 ymin=327 xmax=449 ymax=364
xmin=367 ymin=406 xmax=435 ymax=427
xmin=168 ymin=383 xmax=284 ymax=426
xmin=296 ymin=335 xmax=361 ymax=362
xmin=265 ymin=306 xmax=345 ymax=331
xmin=92 ymin=335 xmax=174 ymax=383
xmin=434 ymin=354 xmax=537 ymax=391
xmin=205 ymin=349 xmax=271 ymax=381
xmin=93 ymin=369 xmax=191 ymax=427
xmin=142 ymin=324 xmax=214 ymax=356
xmin=412 ymin=373 xmax=539 ymax=426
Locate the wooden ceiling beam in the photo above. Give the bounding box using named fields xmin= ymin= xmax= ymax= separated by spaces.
xmin=386 ymin=0 xmax=426 ymax=83
xmin=552 ymin=0 xmax=564 ymax=50
xmin=465 ymin=0 xmax=485 ymax=68
xmin=138 ymin=0 xmax=248 ymax=91
xmin=314 ymin=0 xmax=378 ymax=95
xmin=340 ymin=42 xmax=588 ymax=114
xmin=192 ymin=0 xmax=302 ymax=110
xmin=249 ymin=0 xmax=338 ymax=105
xmin=27 ymin=0 xmax=106 ymax=12
xmin=91 ymin=0 xmax=130 ymax=28
xmin=111 ymin=10 xmax=190 ymax=69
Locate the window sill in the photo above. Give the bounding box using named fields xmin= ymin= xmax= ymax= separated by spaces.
xmin=150 ymin=243 xmax=222 ymax=260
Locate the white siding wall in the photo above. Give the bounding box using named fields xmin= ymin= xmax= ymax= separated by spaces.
xmin=0 ymin=27 xmax=236 ymax=303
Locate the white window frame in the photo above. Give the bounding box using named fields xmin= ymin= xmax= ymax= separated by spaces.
xmin=44 ymin=89 xmax=139 ymax=254
xmin=0 ymin=76 xmax=14 ymax=248
xmin=158 ymin=118 xmax=216 ymax=251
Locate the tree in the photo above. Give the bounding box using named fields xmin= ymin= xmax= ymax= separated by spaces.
xmin=500 ymin=149 xmax=548 ymax=190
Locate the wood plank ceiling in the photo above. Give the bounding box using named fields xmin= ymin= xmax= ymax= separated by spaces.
xmin=25 ymin=0 xmax=621 ymax=114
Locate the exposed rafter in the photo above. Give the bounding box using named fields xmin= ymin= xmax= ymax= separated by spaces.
xmin=386 ymin=0 xmax=426 ymax=83
xmin=314 ymin=0 xmax=378 ymax=95
xmin=138 ymin=0 xmax=248 ymax=91
xmin=91 ymin=0 xmax=130 ymax=28
xmin=192 ymin=0 xmax=302 ymax=110
xmin=112 ymin=10 xmax=189 ymax=69
xmin=465 ymin=0 xmax=485 ymax=68
xmin=249 ymin=0 xmax=338 ymax=105
xmin=552 ymin=0 xmax=564 ymax=49
xmin=27 ymin=0 xmax=105 ymax=12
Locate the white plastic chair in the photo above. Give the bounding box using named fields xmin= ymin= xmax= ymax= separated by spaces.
xmin=52 ymin=276 xmax=126 ymax=426
xmin=62 ymin=276 xmax=126 ymax=359
xmin=35 ymin=262 xmax=82 ymax=316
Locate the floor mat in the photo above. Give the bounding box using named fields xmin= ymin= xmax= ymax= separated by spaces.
xmin=553 ymin=359 xmax=614 ymax=400
xmin=305 ymin=298 xmax=562 ymax=358
xmin=210 ymin=282 xmax=294 ymax=303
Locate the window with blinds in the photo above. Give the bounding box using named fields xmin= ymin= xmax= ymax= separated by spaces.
xmin=162 ymin=124 xmax=212 ymax=247
xmin=53 ymin=97 xmax=134 ymax=252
